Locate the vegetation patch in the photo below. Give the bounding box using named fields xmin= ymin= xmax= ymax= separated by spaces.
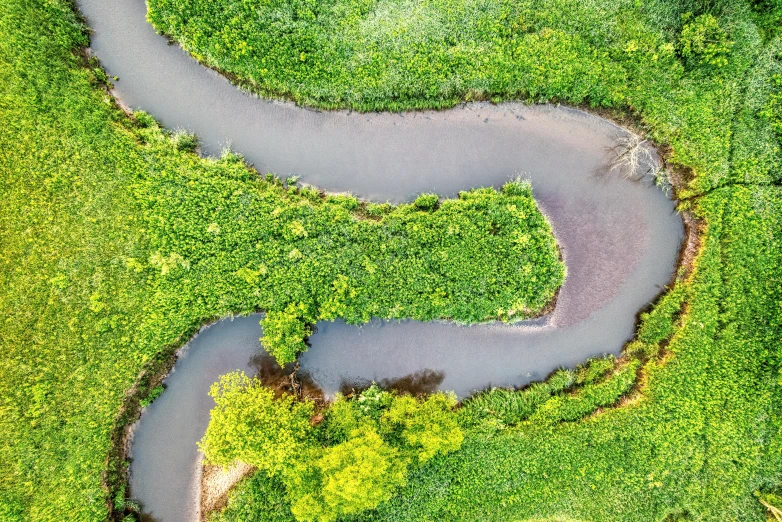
xmin=201 ymin=375 xmax=462 ymax=522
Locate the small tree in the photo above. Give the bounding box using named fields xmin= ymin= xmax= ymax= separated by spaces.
xmin=679 ymin=13 xmax=732 ymax=68
xmin=381 ymin=392 xmax=463 ymax=463
xmin=261 ymin=303 xmax=313 ymax=364
xmin=290 ymin=426 xmax=408 ymax=522
xmin=198 ymin=371 xmax=314 ymax=475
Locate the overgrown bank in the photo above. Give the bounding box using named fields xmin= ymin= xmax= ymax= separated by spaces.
xmin=146 ymin=0 xmax=782 ymax=197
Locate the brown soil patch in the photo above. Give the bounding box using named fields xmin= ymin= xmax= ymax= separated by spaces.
xmin=199 ymin=459 xmax=256 ymax=520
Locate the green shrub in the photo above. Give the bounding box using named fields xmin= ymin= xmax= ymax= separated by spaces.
xmin=171 ymin=130 xmax=198 ymax=152
xmin=679 ymin=13 xmax=733 ymax=68
xmin=139 ymin=384 xmax=165 ymax=408
xmin=133 ymin=110 xmax=158 ymax=128
xmin=760 ymin=73 xmax=782 ymax=139
xmin=199 ymin=372 xmax=315 ymax=474
xmin=413 ymin=194 xmax=439 ymax=211
xmin=261 ymin=304 xmax=314 ymax=364
xmin=501 ymin=178 xmax=533 ymax=197
xmin=290 ymin=426 xmax=407 ymax=522
xmin=380 ymin=392 xmax=462 ymax=463
xmin=204 ymin=382 xmax=462 ymax=522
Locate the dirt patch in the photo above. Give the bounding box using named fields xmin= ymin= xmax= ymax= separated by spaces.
xmin=199 ymin=459 xmax=256 ymax=520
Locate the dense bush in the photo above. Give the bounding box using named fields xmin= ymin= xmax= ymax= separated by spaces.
xmin=200 ymin=381 xmax=462 ymax=522
xmin=199 ymin=372 xmax=314 ymax=475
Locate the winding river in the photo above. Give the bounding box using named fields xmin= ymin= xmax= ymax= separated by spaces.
xmin=75 ymin=1 xmax=684 ymax=520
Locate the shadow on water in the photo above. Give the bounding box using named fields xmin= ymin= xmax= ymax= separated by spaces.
xmin=339 ymin=369 xmax=446 ymax=397
xmin=139 ymin=511 xmax=162 ymax=522
xmin=249 ymin=352 xmax=325 ymax=402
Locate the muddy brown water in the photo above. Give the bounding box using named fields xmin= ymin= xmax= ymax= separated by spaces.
xmin=74 ymin=1 xmax=684 ymax=520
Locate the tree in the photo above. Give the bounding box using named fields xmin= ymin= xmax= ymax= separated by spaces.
xmin=198 ymin=371 xmax=314 ymax=475
xmin=381 ymin=392 xmax=463 ymax=463
xmin=261 ymin=303 xmax=313 ymax=364
xmin=679 ymin=13 xmax=732 ymax=68
xmin=290 ymin=426 xmax=408 ymax=522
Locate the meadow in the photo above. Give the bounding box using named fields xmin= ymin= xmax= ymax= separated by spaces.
xmin=1 ymin=0 xmax=781 ymax=521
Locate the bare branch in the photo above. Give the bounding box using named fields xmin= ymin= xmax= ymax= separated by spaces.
xmin=607 ymin=133 xmax=661 ymax=182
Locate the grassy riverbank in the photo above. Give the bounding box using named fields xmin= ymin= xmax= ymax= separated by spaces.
xmin=147 ymin=0 xmax=782 ymax=196
xmin=0 ymin=1 xmax=780 ymax=522
xmin=0 ymin=1 xmax=563 ymax=519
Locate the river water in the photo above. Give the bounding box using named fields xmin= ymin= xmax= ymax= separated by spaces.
xmin=74 ymin=1 xmax=684 ymax=520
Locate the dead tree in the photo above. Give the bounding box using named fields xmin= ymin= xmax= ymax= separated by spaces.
xmin=607 ymin=133 xmax=662 ymax=182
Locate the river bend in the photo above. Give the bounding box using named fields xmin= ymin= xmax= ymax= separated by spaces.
xmin=75 ymin=1 xmax=684 ymax=520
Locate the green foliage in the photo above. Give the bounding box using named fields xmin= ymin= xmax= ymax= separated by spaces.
xmin=207 ymin=383 xmax=463 ymax=522
xmin=679 ymin=13 xmax=733 ymax=68
xmin=460 ymin=357 xmax=642 ymax=431
xmin=412 ymin=193 xmax=439 ymax=211
xmin=132 ymin=137 xmax=563 ymax=365
xmin=139 ymin=384 xmax=165 ymax=408
xmin=460 ymin=356 xmax=638 ymax=429
xmin=209 ymin=473 xmax=294 ymax=522
xmin=528 ymin=359 xmax=640 ymax=424
xmin=199 ymin=372 xmax=314 ymax=474
xmin=291 ymin=426 xmax=407 ymax=522
xmin=460 ymin=383 xmax=555 ymax=428
xmin=261 ymin=304 xmax=314 ymax=364
xmin=352 ymin=384 xmax=394 ymax=422
xmin=171 ymin=129 xmax=199 ymax=152
xmin=637 ymin=284 xmax=687 ymax=346
xmin=751 ymin=0 xmax=782 ymax=39
xmin=380 ymin=392 xmax=463 ymax=463
xmin=574 ymin=356 xmax=617 ymax=385
xmin=760 ymin=74 xmax=782 ymax=139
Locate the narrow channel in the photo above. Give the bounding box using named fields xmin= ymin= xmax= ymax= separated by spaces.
xmin=75 ymin=1 xmax=684 ymax=521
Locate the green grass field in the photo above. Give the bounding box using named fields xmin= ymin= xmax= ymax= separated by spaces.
xmin=1 ymin=0 xmax=782 ymax=521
